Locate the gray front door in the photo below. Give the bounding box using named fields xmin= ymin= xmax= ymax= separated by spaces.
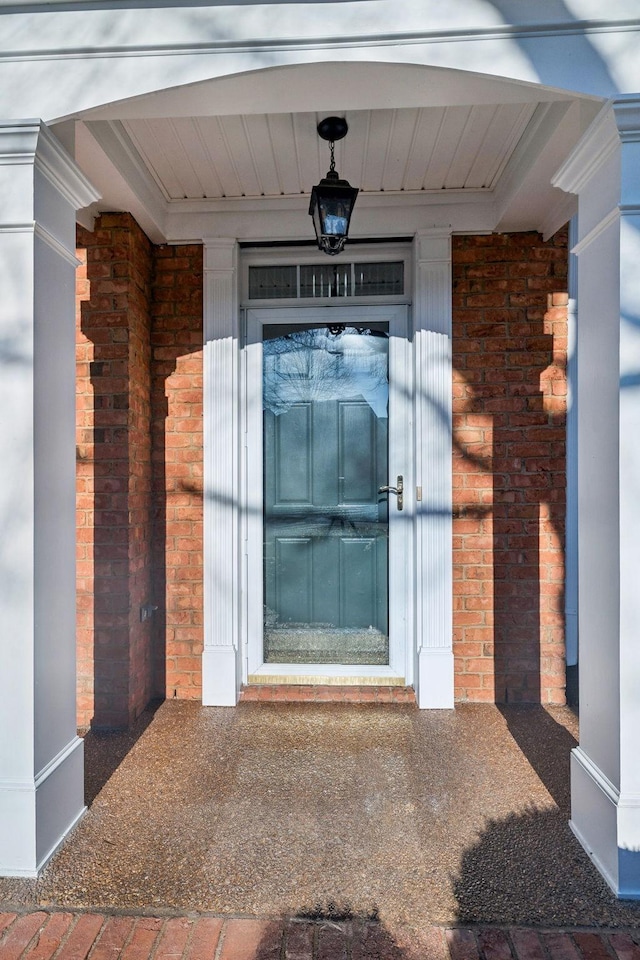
xmin=262 ymin=323 xmax=390 ymax=665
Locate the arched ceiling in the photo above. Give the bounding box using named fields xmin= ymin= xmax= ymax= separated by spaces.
xmin=62 ymin=61 xmax=603 ymax=243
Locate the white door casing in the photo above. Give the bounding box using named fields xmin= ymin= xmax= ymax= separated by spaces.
xmin=202 ymin=233 xmax=454 ymax=707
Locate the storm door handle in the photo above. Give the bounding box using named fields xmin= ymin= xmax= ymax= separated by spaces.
xmin=378 ymin=475 xmax=404 ymax=511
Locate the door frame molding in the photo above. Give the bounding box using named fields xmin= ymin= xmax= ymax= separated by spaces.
xmin=202 ymin=231 xmax=454 ymax=708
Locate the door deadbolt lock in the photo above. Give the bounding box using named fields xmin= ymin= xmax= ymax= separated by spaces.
xmin=378 ymin=475 xmax=404 ymax=511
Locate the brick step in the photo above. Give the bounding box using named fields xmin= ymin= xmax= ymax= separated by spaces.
xmin=239 ymin=684 xmax=416 ymax=703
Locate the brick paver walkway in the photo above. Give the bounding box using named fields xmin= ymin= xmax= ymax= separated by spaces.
xmin=1 ymin=913 xmax=639 ymax=960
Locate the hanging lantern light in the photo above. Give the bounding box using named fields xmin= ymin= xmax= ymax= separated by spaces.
xmin=309 ymin=116 xmax=359 ymax=256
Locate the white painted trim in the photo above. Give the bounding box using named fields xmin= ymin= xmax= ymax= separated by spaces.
xmin=417 ymin=649 xmax=455 ymax=709
xmin=83 ymin=120 xmax=166 ymax=239
xmin=570 ymin=207 xmax=620 ymax=255
xmin=169 ymin=189 xmax=494 ymax=218
xmin=202 ymin=238 xmax=241 ymax=707
xmin=34 ymin=223 xmax=84 ymax=267
xmin=552 ymin=102 xmax=619 ymax=196
xmin=0 ymin=222 xmax=83 ymax=266
xmin=35 ymin=122 xmax=101 ymax=210
xmin=34 ymin=735 xmax=84 ymax=789
xmin=203 ymin=237 xmax=453 ymax=704
xmin=0 ymin=221 xmax=36 ymax=232
xmin=0 ymin=118 xmax=42 ymax=162
xmin=572 ymin=746 xmax=620 ymax=804
xmin=34 ymin=805 xmax=86 ymax=878
xmin=540 ymin=192 xmax=577 ymax=242
xmin=0 ymin=737 xmax=85 ymax=877
xmin=570 ymin=746 xmax=620 ymax=896
xmin=166 ymin=201 xmax=499 ymax=247
xmin=413 ymin=229 xmax=454 ymax=710
xmin=202 ymin=647 xmax=239 ymax=707
xmin=494 ymin=101 xmax=571 ymax=210
xmin=3 ymin=15 xmax=640 ymax=61
xmin=611 ymin=96 xmax=640 ymax=142
xmin=0 ymin=121 xmax=100 ymax=210
xmin=240 ymin=242 xmax=413 ymax=306
xmin=0 ymin=778 xmax=34 ymax=791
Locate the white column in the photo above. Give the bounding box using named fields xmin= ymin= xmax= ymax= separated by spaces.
xmin=553 ymin=96 xmax=640 ymax=898
xmin=413 ymin=229 xmax=454 ymax=708
xmin=202 ymin=238 xmax=240 ymax=706
xmin=0 ymin=121 xmax=99 ymax=876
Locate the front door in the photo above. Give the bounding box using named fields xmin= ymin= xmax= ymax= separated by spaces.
xmin=246 ymin=306 xmax=411 ymax=682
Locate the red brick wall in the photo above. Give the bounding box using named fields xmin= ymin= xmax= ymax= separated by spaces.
xmin=150 ymin=244 xmax=204 ymax=701
xmin=76 ymin=219 xmax=568 ymax=724
xmin=76 ymin=214 xmax=154 ymax=729
xmin=451 ymin=231 xmax=568 ymax=704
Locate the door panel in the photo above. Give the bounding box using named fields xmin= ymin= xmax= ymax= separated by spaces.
xmin=273 ymin=403 xmax=312 ymax=504
xmin=339 ymin=401 xmax=377 ymax=503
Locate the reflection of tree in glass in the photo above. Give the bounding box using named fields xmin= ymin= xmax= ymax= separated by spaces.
xmin=263 ymin=326 xmax=389 ymax=418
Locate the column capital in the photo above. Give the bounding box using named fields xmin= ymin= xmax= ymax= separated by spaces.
xmin=414 ymin=227 xmax=452 ymax=265
xmin=0 ymin=119 xmax=41 ymax=161
xmin=202 ymin=237 xmax=237 ymax=274
xmin=0 ymin=120 xmax=99 ymax=211
xmin=612 ymin=95 xmax=640 ymax=142
xmin=553 ymin=96 xmax=640 ymax=200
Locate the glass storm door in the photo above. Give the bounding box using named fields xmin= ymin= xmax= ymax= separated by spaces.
xmin=263 ymin=323 xmax=389 ymax=665
xmin=246 ymin=307 xmax=410 ymax=678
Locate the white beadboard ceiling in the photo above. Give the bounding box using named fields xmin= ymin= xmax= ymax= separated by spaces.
xmin=70 ymin=61 xmax=603 ymax=242
xmin=119 ymin=104 xmax=536 ymax=201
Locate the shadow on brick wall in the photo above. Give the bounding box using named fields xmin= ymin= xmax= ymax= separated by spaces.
xmin=77 ymin=221 xmax=570 ymax=728
xmin=452 ymin=230 xmax=569 ymax=707
xmin=77 ymin=215 xmax=155 ymax=731
xmin=150 ymin=243 xmax=204 ymax=705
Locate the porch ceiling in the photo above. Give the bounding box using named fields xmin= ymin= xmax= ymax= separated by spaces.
xmin=66 ymin=63 xmax=603 ymax=244
xmin=117 ymin=103 xmax=536 ymax=200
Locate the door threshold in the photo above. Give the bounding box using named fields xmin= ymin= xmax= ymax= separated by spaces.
xmin=247 ymin=668 xmax=405 ymax=686
xmin=240 ymin=683 xmax=415 ymax=704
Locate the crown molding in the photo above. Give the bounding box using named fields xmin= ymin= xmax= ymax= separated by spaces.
xmin=612 ymin=95 xmax=640 ymax=142
xmin=552 ymin=102 xmax=619 ymax=195
xmin=1 ymin=14 xmax=639 ymax=61
xmin=0 ymin=120 xmax=99 ymax=208
xmin=36 ymin=122 xmax=101 ymax=209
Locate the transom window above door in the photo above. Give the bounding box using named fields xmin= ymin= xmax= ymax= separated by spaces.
xmin=247 ymin=260 xmax=405 ymax=301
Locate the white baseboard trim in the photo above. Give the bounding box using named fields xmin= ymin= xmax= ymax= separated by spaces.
xmin=0 ymin=735 xmax=85 ymax=877
xmin=416 ymin=648 xmax=454 ymax=709
xmin=202 ymin=646 xmax=239 ymax=706
xmin=35 ymin=735 xmax=84 ymax=789
xmin=36 ymin=804 xmax=86 ymax=876
xmin=570 ymin=746 xmax=619 ymax=895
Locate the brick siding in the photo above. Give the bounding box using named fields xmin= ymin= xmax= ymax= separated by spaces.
xmin=150 ymin=243 xmax=204 ymax=702
xmin=451 ymin=231 xmax=568 ymax=704
xmin=76 ymin=218 xmax=568 ymax=725
xmin=76 ymin=214 xmax=154 ymax=729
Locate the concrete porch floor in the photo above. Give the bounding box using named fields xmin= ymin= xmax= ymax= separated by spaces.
xmin=1 ymin=701 xmax=640 ymax=929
